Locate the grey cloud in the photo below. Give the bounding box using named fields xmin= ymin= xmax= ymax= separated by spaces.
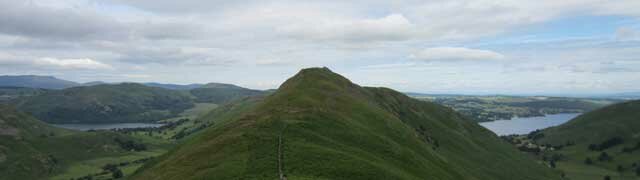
xmin=106 ymin=0 xmax=254 ymax=13
xmin=0 ymin=1 xmax=126 ymax=40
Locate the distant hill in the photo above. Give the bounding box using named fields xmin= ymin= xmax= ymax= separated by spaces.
xmin=538 ymin=100 xmax=640 ymax=146
xmin=143 ymin=82 xmax=204 ymax=90
xmin=189 ymin=82 xmax=264 ymax=104
xmin=412 ymin=95 xmax=616 ymax=122
xmin=600 ymin=92 xmax=640 ymax=100
xmin=0 ymin=87 xmax=48 ymax=103
xmin=0 ymin=75 xmax=79 ymax=89
xmin=508 ymin=100 xmax=640 ymax=179
xmin=0 ymin=105 xmax=150 ymax=180
xmin=13 ymin=83 xmax=194 ymax=124
xmin=133 ymin=67 xmax=560 ymax=180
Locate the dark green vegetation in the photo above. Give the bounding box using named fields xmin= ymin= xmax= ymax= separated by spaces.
xmin=133 ymin=68 xmax=560 ymax=180
xmin=503 ymin=100 xmax=640 ymax=180
xmin=189 ymin=82 xmax=264 ymax=104
xmin=0 ymin=86 xmax=47 ymax=103
xmin=0 ymin=105 xmax=166 ymax=180
xmin=0 ymin=75 xmax=79 ymax=89
xmin=412 ymin=95 xmax=616 ymax=122
xmin=13 ymin=83 xmax=195 ymax=124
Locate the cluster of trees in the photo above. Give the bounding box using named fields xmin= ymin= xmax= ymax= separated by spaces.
xmin=415 ymin=125 xmax=440 ymax=150
xmin=622 ymin=142 xmax=640 ymax=153
xmin=38 ymin=132 xmax=56 ymax=138
xmin=68 ymin=157 xmax=153 ymax=180
xmin=584 ymin=152 xmax=613 ymax=165
xmin=114 ymin=138 xmax=147 ymax=151
xmin=588 ymin=137 xmax=624 ymax=151
xmin=543 ymin=153 xmax=564 ymax=168
xmin=527 ymin=130 xmax=545 ymax=141
xmin=102 ymin=164 xmax=123 ymax=179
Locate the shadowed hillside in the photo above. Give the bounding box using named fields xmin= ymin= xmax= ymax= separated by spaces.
xmin=13 ymin=83 xmax=194 ymax=124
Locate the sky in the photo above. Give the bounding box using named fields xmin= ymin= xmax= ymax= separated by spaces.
xmin=0 ymin=0 xmax=639 ymax=95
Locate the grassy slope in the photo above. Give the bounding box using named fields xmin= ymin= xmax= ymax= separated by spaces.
xmin=14 ymin=83 xmax=194 ymax=124
xmin=133 ymin=67 xmax=560 ymax=180
xmin=0 ymin=105 xmax=167 ymax=180
xmin=536 ymin=100 xmax=640 ymax=179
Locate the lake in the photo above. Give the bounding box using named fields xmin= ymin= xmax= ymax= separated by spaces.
xmin=479 ymin=113 xmax=581 ymax=136
xmin=51 ymin=123 xmax=165 ymax=131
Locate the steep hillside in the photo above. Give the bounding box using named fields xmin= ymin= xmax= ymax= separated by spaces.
xmin=0 ymin=105 xmax=157 ymax=180
xmin=133 ymin=67 xmax=560 ymax=180
xmin=14 ymin=83 xmax=194 ymax=124
xmin=189 ymin=82 xmax=264 ymax=104
xmin=0 ymin=75 xmax=78 ymax=89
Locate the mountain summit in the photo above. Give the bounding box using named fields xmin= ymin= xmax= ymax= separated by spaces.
xmin=133 ymin=67 xmax=560 ymax=180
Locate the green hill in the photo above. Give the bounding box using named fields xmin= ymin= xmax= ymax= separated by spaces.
xmin=0 ymin=87 xmax=48 ymax=103
xmin=13 ymin=83 xmax=194 ymax=124
xmin=0 ymin=105 xmax=161 ymax=180
xmin=532 ymin=100 xmax=640 ymax=179
xmin=132 ymin=67 xmax=560 ymax=180
xmin=189 ymin=83 xmax=264 ymax=104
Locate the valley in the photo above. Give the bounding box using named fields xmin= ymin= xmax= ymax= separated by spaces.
xmin=2 ymin=1 xmax=639 ymax=179
xmin=0 ymin=69 xmax=637 ymax=180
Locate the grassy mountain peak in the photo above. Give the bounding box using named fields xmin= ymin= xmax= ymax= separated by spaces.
xmin=133 ymin=67 xmax=560 ymax=180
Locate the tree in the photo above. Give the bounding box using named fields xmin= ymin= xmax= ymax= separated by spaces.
xmin=598 ymin=152 xmax=612 ymax=162
xmin=112 ymin=169 xmax=123 ymax=179
xmin=617 ymin=165 xmax=624 ymax=173
xmin=585 ymin=157 xmax=593 ymax=165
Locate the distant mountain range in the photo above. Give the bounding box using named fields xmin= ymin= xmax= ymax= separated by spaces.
xmin=0 ymin=75 xmax=79 ymax=89
xmin=1 ymin=75 xmax=265 ymax=124
xmin=0 ymin=75 xmax=246 ymax=91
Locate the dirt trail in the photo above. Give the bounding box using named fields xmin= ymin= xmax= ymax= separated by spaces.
xmin=278 ymin=125 xmax=287 ymax=180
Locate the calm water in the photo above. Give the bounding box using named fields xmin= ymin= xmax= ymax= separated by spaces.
xmin=479 ymin=113 xmax=581 ymax=136
xmin=51 ymin=123 xmax=164 ymax=131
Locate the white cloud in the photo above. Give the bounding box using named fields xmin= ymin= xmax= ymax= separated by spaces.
xmin=410 ymin=47 xmax=505 ymax=61
xmin=34 ymin=57 xmax=113 ymax=70
xmin=1 ymin=0 xmax=640 ymax=94
xmin=0 ymin=53 xmax=112 ymax=70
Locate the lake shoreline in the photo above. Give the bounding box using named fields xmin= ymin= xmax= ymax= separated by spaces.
xmin=479 ymin=113 xmax=581 ymax=136
xmin=50 ymin=123 xmax=166 ymax=131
